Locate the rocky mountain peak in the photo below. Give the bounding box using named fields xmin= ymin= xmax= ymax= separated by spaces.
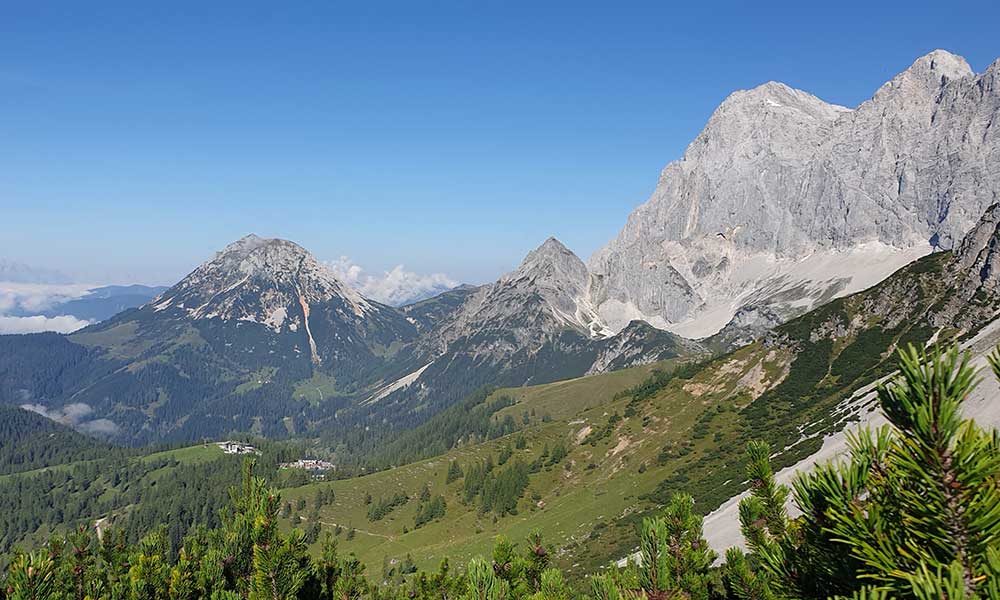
xmin=527 ymin=236 xmax=571 ymax=258
xmin=714 ymin=80 xmax=849 ymax=121
xmin=870 ymin=49 xmax=973 ymax=106
xmin=150 ymin=235 xmax=371 ymax=330
xmin=491 ymin=238 xmax=607 ymax=336
xmin=590 ymin=50 xmax=1000 ymax=339
xmin=677 ymin=80 xmax=848 ymax=180
xmin=515 ymin=237 xmax=588 ymax=283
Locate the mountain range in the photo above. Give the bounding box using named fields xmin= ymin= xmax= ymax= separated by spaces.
xmin=2 ymin=50 xmax=999 ymax=448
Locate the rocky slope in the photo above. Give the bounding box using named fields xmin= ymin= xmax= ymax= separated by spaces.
xmin=590 ymin=50 xmax=1000 ymax=337
xmin=375 ymin=238 xmax=701 ymax=416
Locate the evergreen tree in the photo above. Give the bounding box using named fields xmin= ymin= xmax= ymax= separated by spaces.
xmin=638 ymin=493 xmax=716 ymax=599
xmin=446 ymin=460 xmax=464 ymax=484
xmin=728 ymin=344 xmax=1000 ymax=599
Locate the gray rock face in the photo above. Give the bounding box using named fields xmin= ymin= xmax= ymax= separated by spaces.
xmin=398 ymin=238 xmax=700 ymax=413
xmin=939 ymin=202 xmax=1000 ymax=328
xmin=428 ymin=237 xmax=607 ymax=357
xmin=591 ymin=50 xmax=1000 ymax=337
xmin=956 ymin=203 xmax=1000 ymax=284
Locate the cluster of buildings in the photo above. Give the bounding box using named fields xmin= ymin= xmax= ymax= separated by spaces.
xmin=279 ymin=458 xmax=335 ymax=471
xmin=217 ymin=441 xmax=259 ymax=455
xmin=215 ymin=441 xmax=334 ymax=478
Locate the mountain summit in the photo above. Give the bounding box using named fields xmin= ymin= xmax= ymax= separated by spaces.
xmin=151 ymin=235 xmax=371 ymax=345
xmin=589 ymin=49 xmax=1000 ymax=337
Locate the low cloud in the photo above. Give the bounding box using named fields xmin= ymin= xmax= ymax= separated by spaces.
xmin=0 ymin=282 xmax=92 ymax=313
xmin=0 ymin=282 xmax=94 ymax=333
xmin=0 ymin=315 xmax=91 ymax=334
xmin=20 ymin=401 xmax=119 ymax=436
xmin=327 ymin=257 xmax=457 ymax=306
xmin=78 ymin=419 xmax=120 ymax=435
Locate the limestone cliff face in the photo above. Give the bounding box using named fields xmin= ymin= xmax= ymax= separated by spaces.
xmin=590 ymin=51 xmax=1000 ymax=336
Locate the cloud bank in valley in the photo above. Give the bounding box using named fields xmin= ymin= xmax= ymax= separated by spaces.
xmin=327 ymin=257 xmax=457 ymax=306
xmin=0 ymin=315 xmax=92 ymax=334
xmin=0 ymin=282 xmax=94 ymax=333
xmin=20 ymin=402 xmax=120 ymax=435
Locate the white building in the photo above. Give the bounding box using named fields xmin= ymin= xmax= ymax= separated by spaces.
xmin=218 ymin=441 xmax=258 ymax=455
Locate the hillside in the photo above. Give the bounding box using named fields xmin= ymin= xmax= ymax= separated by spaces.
xmin=0 ymin=405 xmax=114 ymax=476
xmin=274 ymin=204 xmax=1000 ymax=576
xmin=0 ymin=436 xmax=318 ymax=563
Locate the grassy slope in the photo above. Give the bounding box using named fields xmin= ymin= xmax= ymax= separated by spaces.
xmin=277 ymin=356 xmax=725 ymax=577
xmin=278 ymin=253 xmax=957 ymax=578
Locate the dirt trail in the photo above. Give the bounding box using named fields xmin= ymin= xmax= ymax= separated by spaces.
xmin=317 ymin=520 xmax=394 ymax=540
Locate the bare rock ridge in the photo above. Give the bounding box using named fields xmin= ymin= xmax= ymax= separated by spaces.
xmin=588 ymin=49 xmax=1000 ymax=338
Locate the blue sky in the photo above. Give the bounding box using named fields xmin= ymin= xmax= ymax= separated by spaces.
xmin=1 ymin=0 xmax=998 ymax=286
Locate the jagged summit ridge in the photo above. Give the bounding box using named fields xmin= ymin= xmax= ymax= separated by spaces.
xmin=589 ymin=49 xmax=1000 ymax=337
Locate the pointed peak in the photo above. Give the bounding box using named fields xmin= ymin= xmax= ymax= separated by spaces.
xmin=217 ymin=234 xmax=310 ymax=258
xmin=750 ymin=80 xmax=794 ymax=94
xmin=219 ymin=233 xmax=271 ymax=255
xmin=724 ymin=81 xmax=796 ymax=104
xmin=538 ymin=236 xmax=570 ymax=252
xmin=519 ymin=237 xmax=579 ymax=267
xmin=505 ymin=238 xmax=592 ymax=304
xmin=982 ymin=57 xmax=1000 ymax=80
xmin=154 ymin=234 xmax=372 ymax=324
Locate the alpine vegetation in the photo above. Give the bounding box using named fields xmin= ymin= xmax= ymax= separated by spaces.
xmin=5 ymin=344 xmax=1000 ymax=598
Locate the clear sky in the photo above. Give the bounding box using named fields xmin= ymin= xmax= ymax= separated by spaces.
xmin=1 ymin=0 xmax=998 ymax=286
